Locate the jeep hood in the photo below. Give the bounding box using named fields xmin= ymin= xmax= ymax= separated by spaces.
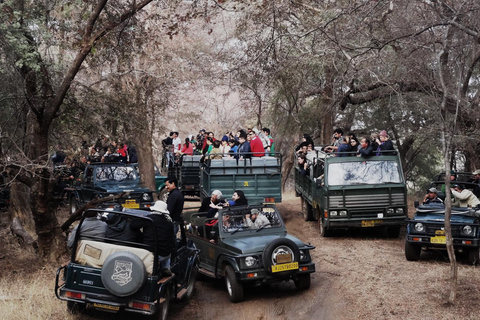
xmin=221 ymin=234 xmax=306 ymax=254
xmin=414 ymin=213 xmax=477 ymax=224
xmin=95 ymin=184 xmax=150 ymax=193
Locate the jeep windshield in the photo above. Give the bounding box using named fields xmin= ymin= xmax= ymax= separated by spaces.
xmin=94 ymin=165 xmax=139 ymax=183
xmin=221 ymin=207 xmax=282 ymax=233
xmin=327 ymin=160 xmax=402 ymax=186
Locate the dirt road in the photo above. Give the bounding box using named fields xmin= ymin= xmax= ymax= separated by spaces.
xmin=168 ymin=195 xmax=480 ymax=320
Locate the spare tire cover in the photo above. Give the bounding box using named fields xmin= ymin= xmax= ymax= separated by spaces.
xmin=101 ymin=251 xmax=147 ymax=297
xmin=262 ymin=238 xmax=300 ymax=275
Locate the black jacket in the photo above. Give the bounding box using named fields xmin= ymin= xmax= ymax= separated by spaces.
xmin=130 ymin=213 xmax=175 ymax=257
xmin=167 ymin=188 xmax=184 ymax=222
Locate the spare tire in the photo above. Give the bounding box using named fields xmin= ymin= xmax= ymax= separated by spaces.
xmin=262 ymin=238 xmax=300 ymax=275
xmin=101 ymin=251 xmax=147 ymax=297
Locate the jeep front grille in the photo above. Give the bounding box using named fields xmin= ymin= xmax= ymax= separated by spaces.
xmin=329 ymin=193 xmax=405 ymax=208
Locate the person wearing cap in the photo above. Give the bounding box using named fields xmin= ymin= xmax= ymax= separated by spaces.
xmin=451 ymin=184 xmax=480 ymax=208
xmin=130 ymin=201 xmax=175 ymax=276
xmin=377 ymin=130 xmax=395 ymax=155
xmin=245 ymin=208 xmax=270 ymax=229
xmin=423 ymin=187 xmax=444 ymax=205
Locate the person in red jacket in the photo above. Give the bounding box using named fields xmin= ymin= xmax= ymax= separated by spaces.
xmin=248 ymin=130 xmax=265 ymax=157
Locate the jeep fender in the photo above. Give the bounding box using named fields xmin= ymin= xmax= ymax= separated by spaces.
xmin=216 ymin=255 xmax=240 ymax=277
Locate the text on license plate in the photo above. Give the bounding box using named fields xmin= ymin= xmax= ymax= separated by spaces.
xmin=93 ymin=303 xmax=120 ymax=311
xmin=271 ymin=262 xmax=299 ymax=273
xmin=122 ymin=200 xmax=139 ymax=209
xmin=430 ymin=236 xmax=446 ymax=244
xmin=361 ymin=220 xmax=382 ymax=227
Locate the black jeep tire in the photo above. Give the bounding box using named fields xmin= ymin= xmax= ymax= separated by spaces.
xmin=101 ymin=251 xmax=147 ymax=297
xmin=262 ymin=238 xmax=300 ymax=275
xmin=294 ymin=274 xmax=311 ymax=290
xmin=405 ymin=240 xmax=421 ymax=261
xmin=158 ymin=188 xmax=169 ymax=202
xmin=67 ymin=301 xmax=86 ymax=314
xmin=301 ymin=197 xmax=314 ymax=221
xmin=319 ymin=218 xmax=331 ymax=237
xmin=468 ymin=248 xmax=480 ymax=266
xmin=224 ymin=264 xmax=244 ymax=303
xmin=182 ymin=262 xmax=198 ymax=301
xmin=69 ymin=196 xmax=81 ymax=216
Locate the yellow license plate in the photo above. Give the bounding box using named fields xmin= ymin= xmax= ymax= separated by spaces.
xmin=431 ymin=236 xmax=446 ymax=244
xmin=122 ymin=200 xmax=139 ymax=209
xmin=271 ymin=262 xmax=299 ymax=273
xmin=93 ymin=303 xmax=120 ymax=311
xmin=362 ymin=220 xmax=375 ymax=227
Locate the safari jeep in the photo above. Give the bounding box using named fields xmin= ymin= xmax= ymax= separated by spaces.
xmin=405 ymin=203 xmax=480 ymax=265
xmin=185 ymin=204 xmax=315 ymax=302
xmin=65 ymin=163 xmax=155 ymax=215
xmin=55 ymin=209 xmax=199 ymax=319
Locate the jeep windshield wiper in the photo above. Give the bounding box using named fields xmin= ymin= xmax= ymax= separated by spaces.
xmin=256 ymin=223 xmax=272 ymax=232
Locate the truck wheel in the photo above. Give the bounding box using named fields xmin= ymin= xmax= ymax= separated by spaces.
xmin=157 ymin=286 xmax=171 ymax=320
xmin=386 ymin=227 xmax=401 ymax=238
xmin=294 ymin=274 xmax=311 ymax=290
xmin=468 ymin=248 xmax=480 ymax=266
xmin=158 ymin=188 xmax=169 ymax=202
xmin=404 ymin=240 xmax=421 ymax=261
xmin=319 ymin=218 xmax=331 ymax=237
xmin=301 ymin=197 xmax=314 ymax=221
xmin=224 ymin=265 xmax=244 ymax=303
xmin=101 ymin=251 xmax=147 ymax=297
xmin=69 ymin=196 xmax=81 ymax=216
xmin=67 ymin=301 xmax=85 ymax=314
xmin=182 ymin=262 xmax=198 ymax=301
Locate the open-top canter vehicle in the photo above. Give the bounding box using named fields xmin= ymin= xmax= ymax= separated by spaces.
xmin=185 ymin=203 xmax=315 ymax=303
xmin=201 ymin=153 xmax=283 ymax=205
xmin=160 ymin=151 xmax=203 ymax=200
xmin=405 ymin=203 xmax=480 ymax=265
xmin=65 ymin=163 xmax=155 ymax=215
xmin=55 ymin=209 xmax=199 ymax=319
xmin=294 ymin=147 xmax=407 ymax=237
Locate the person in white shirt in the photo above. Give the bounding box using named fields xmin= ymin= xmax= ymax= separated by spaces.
xmin=172 ymin=132 xmax=181 ymax=153
xmin=245 ymin=208 xmax=270 ymax=228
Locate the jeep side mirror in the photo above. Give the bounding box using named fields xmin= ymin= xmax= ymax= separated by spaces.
xmin=414 ymin=200 xmax=419 ymax=208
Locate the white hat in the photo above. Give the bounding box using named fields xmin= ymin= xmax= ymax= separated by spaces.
xmin=150 ymin=201 xmax=169 ymax=214
xmin=473 ymin=169 xmax=480 ymax=175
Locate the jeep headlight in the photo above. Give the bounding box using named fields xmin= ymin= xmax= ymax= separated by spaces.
xmin=463 ymin=225 xmax=473 ymax=236
xmin=299 ymin=250 xmax=311 ymax=262
xmin=142 ymin=193 xmax=151 ymax=201
xmin=244 ymin=256 xmax=257 ymax=267
xmin=414 ymin=223 xmax=425 ymax=232
xmin=339 ymin=210 xmax=347 ymax=216
xmin=330 ymin=211 xmax=338 ymax=216
xmin=387 ymin=208 xmax=394 ymax=214
xmin=396 ymin=208 xmax=404 ymax=214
